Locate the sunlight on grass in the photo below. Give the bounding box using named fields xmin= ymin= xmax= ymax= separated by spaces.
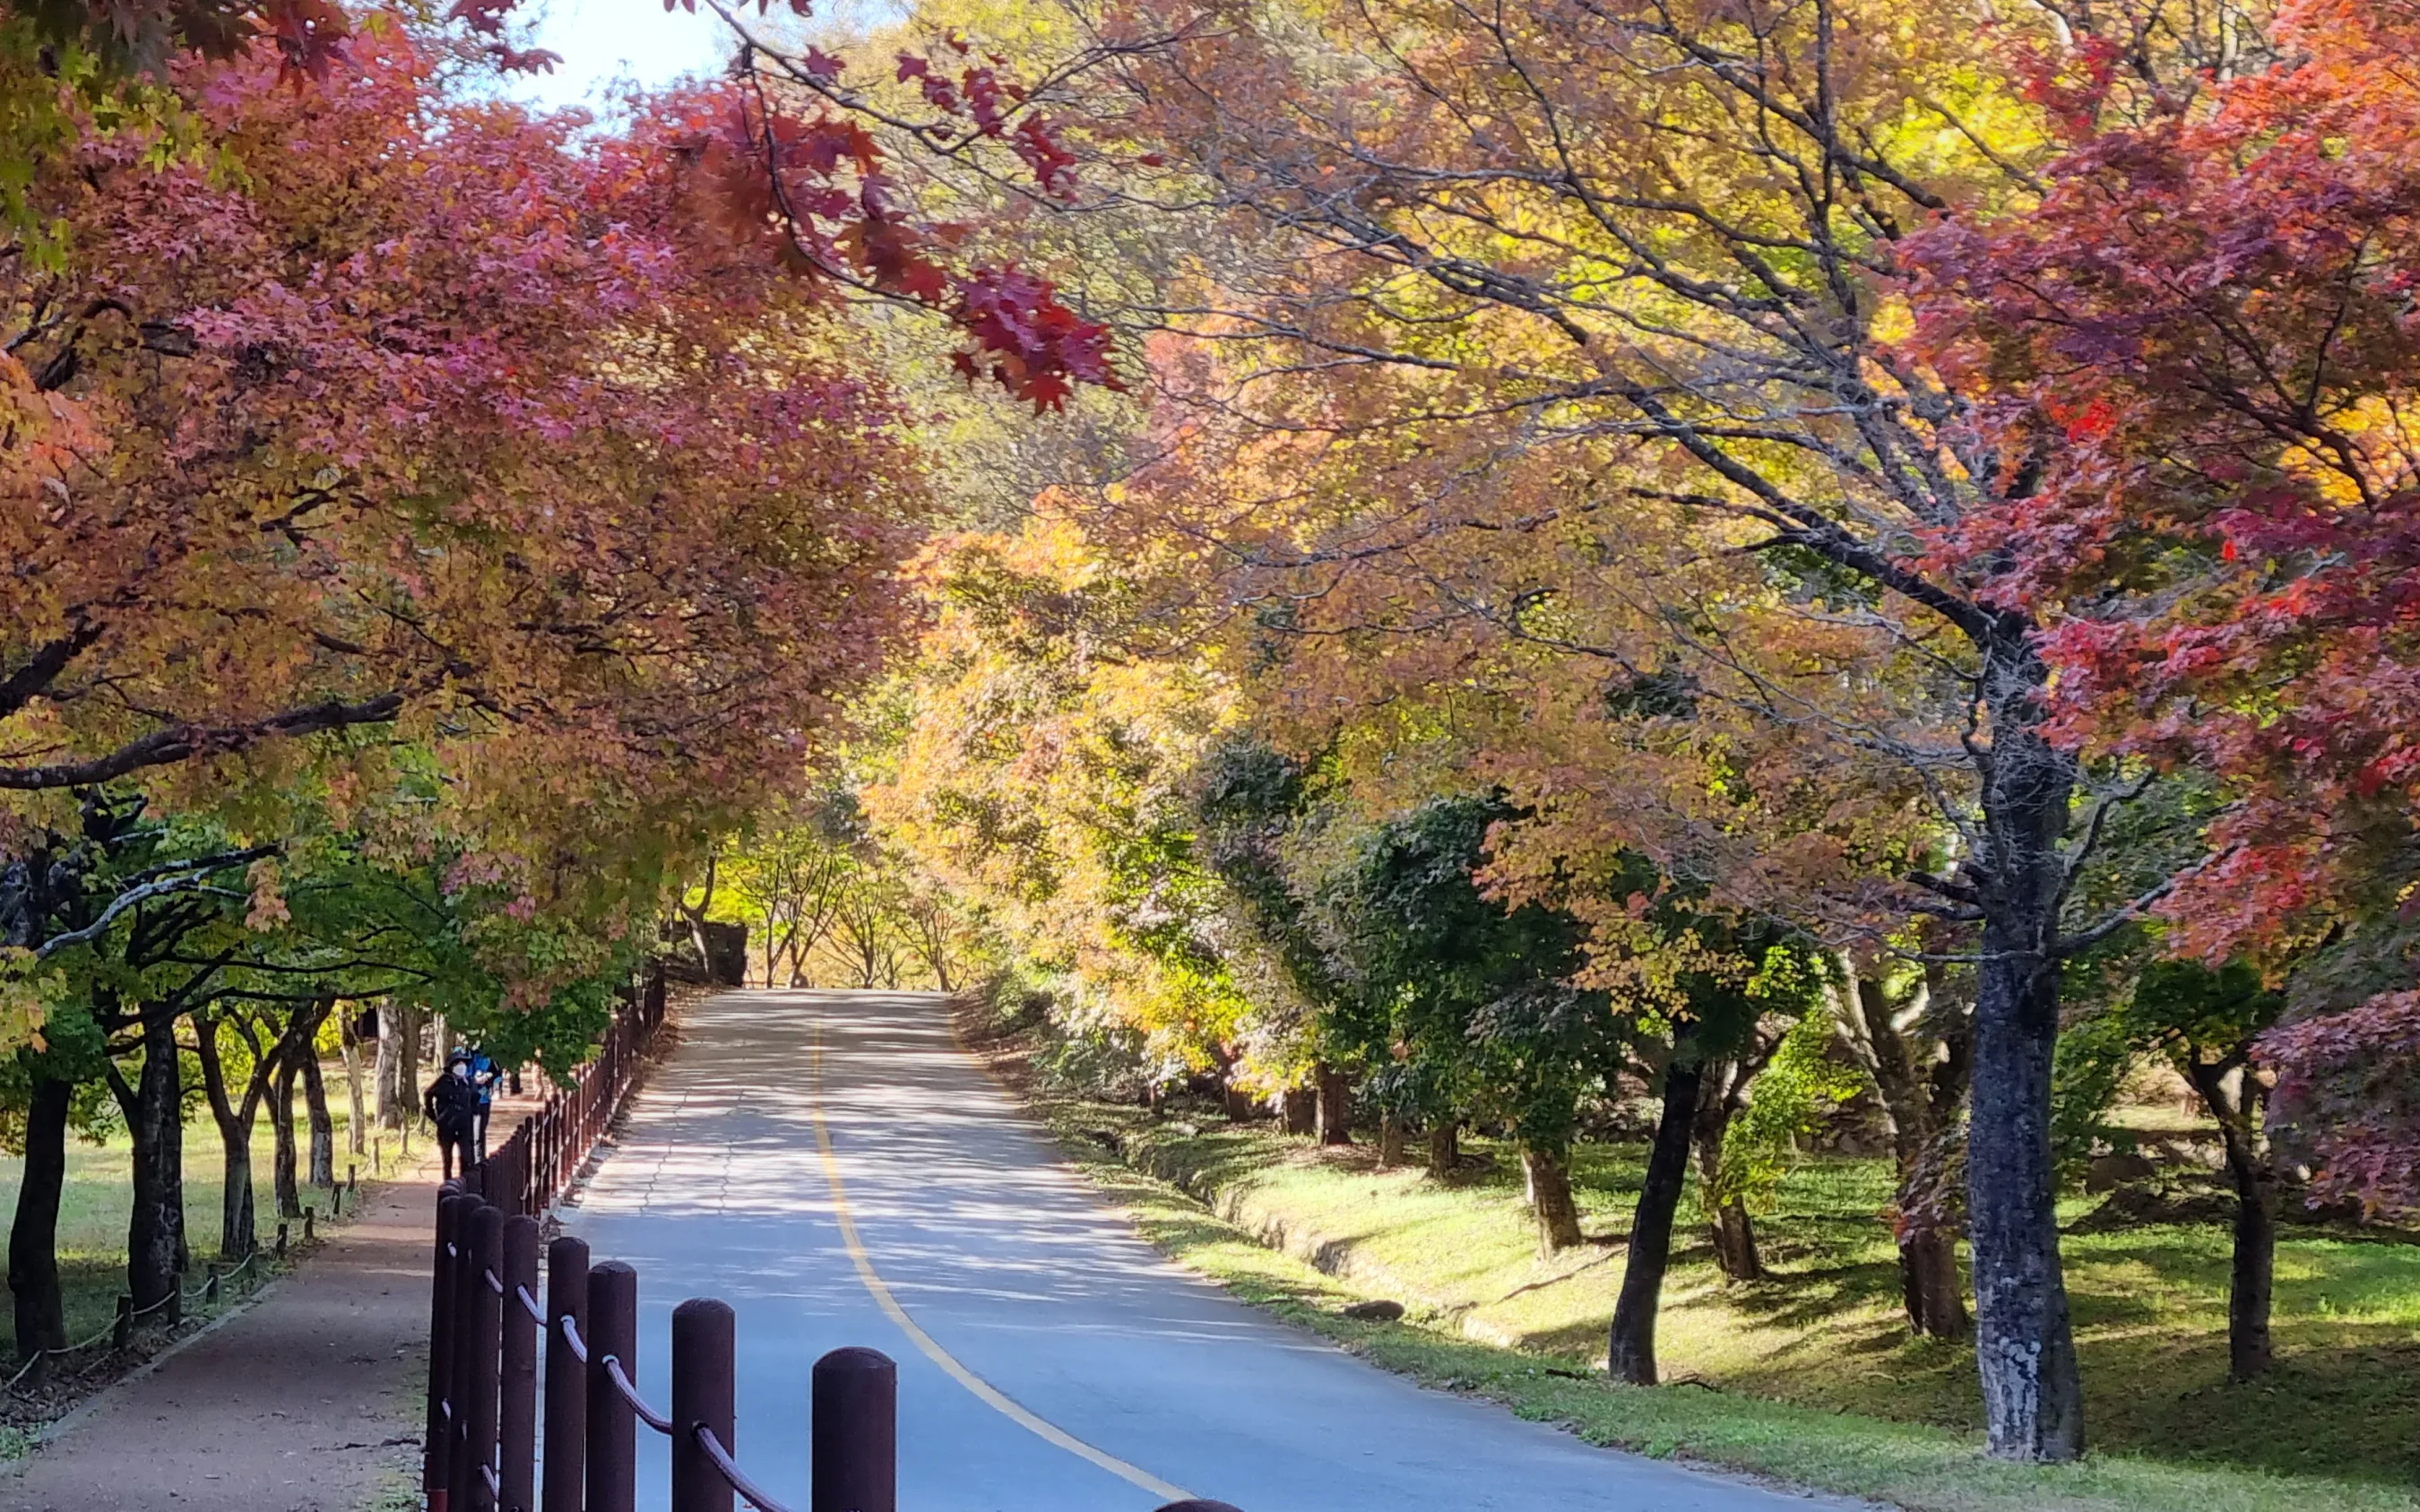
xmin=0 ymin=1089 xmax=411 ymax=1354
xmin=1025 ymin=1084 xmax=2420 ymax=1512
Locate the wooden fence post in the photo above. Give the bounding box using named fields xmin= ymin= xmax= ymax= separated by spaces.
xmin=811 ymin=1346 xmax=896 ymax=1512
xmin=541 ymin=1238 xmax=590 ymax=1512
xmin=428 ymin=1189 xmax=474 ymax=1511
xmin=445 ymin=1201 xmax=483 ymax=1512
xmin=671 ymin=1300 xmax=735 ymax=1512
xmin=585 ymin=1261 xmax=639 ymax=1512
xmin=499 ymin=1215 xmax=540 ymax=1512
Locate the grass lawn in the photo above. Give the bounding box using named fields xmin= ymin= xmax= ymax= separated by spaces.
xmin=990 ymin=1034 xmax=2420 ymax=1512
xmin=0 ymin=1073 xmax=422 ymax=1358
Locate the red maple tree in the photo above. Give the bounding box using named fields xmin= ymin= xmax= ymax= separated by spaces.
xmin=1905 ymin=0 xmax=2420 ymax=1213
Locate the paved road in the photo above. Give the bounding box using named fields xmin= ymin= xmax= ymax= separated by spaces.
xmin=562 ymin=989 xmax=1841 ymax=1512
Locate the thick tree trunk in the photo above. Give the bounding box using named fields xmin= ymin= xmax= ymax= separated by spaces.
xmin=1377 ymin=1114 xmax=1406 ymax=1169
xmin=1965 ymin=670 xmax=2084 ymax=1462
xmin=121 ymin=1007 xmax=187 ymax=1316
xmin=1315 ymin=1063 xmax=1353 ymax=1145
xmin=9 ymin=1074 xmax=73 ymax=1355
xmin=1691 ymin=1065 xmax=1761 ymax=1283
xmin=1521 ymin=1145 xmax=1585 ymax=1256
xmin=1222 ymin=1082 xmax=1255 ymax=1122
xmin=1424 ymin=1120 xmax=1459 ymax=1179
xmin=302 ymin=1051 xmax=334 ymax=1188
xmin=1280 ymin=1086 xmax=1316 ymax=1136
xmin=1899 ymin=1229 xmax=1967 ymax=1339
xmin=1709 ymin=1203 xmax=1762 ymax=1284
xmin=1608 ymin=1052 xmax=1704 ymax=1385
xmin=272 ymin=1053 xmax=301 ymax=1220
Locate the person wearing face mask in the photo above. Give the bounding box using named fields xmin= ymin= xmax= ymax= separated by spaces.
xmin=423 ymin=1050 xmax=481 ymax=1180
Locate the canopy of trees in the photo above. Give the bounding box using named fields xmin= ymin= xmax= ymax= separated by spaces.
xmin=6 ymin=0 xmax=2419 ymax=1478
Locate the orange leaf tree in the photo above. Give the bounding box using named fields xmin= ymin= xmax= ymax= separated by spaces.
xmin=1077 ymin=0 xmax=2277 ymax=1458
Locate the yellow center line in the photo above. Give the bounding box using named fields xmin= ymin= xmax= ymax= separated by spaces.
xmin=809 ymin=1017 xmax=1192 ymax=1505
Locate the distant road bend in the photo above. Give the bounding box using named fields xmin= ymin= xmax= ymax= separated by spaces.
xmin=563 ymin=989 xmax=1847 ymax=1512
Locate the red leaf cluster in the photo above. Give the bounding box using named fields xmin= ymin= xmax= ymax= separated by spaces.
xmin=2 ymin=28 xmax=925 ymax=861
xmin=1904 ymin=0 xmax=2420 ymax=1207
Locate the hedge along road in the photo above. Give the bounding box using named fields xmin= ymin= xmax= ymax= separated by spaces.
xmin=558 ymin=989 xmax=1852 ymax=1512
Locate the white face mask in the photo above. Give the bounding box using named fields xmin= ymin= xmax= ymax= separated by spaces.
xmin=453 ymin=1065 xmax=470 ymax=1080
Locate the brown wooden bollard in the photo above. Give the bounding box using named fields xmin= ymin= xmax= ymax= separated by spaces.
xmin=110 ymin=1295 xmax=131 ymax=1352
xmin=540 ymin=1238 xmax=590 ymax=1512
xmin=428 ymin=1191 xmax=476 ymax=1508
xmin=585 ymin=1261 xmax=639 ymax=1512
xmin=304 ymin=1207 xmax=315 ymax=1243
xmin=499 ymin=1215 xmax=540 ymax=1512
xmin=445 ymin=1199 xmax=488 ymax=1512
xmin=456 ymin=1204 xmax=506 ymax=1512
xmin=811 ymin=1346 xmax=896 ymax=1512
xmin=203 ymin=1266 xmax=220 ymax=1307
xmin=276 ymin=1223 xmax=290 ymax=1259
xmin=670 ymin=1300 xmax=735 ymax=1512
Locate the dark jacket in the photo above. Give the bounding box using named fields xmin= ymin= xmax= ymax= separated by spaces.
xmin=424 ymin=1069 xmax=480 ymax=1134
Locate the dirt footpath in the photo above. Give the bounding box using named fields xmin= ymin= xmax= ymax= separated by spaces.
xmin=0 ymin=1166 xmax=441 ymax=1512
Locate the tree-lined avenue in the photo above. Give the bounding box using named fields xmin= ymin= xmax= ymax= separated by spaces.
xmin=561 ymin=990 xmax=1850 ymax=1512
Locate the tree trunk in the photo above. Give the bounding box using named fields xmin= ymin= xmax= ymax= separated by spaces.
xmin=1221 ymin=1074 xmax=1255 ymax=1123
xmin=1837 ymin=972 xmax=1972 ymax=1339
xmin=373 ymin=1004 xmax=400 ymax=1129
xmin=1424 ymin=1120 xmax=1459 ymax=1179
xmin=192 ymin=1016 xmax=258 ymax=1260
xmin=1280 ymin=1085 xmax=1316 ymax=1136
xmin=2225 ymin=1161 xmax=2276 ymax=1381
xmin=1691 ymin=1063 xmax=1762 ymax=1282
xmin=303 ymin=1050 xmax=334 ymax=1189
xmin=1608 ymin=1051 xmax=1703 ymax=1386
xmin=120 ymin=1005 xmax=187 ymax=1316
xmin=339 ymin=1013 xmax=367 ymax=1157
xmin=1899 ymin=1227 xmax=1967 ymax=1340
xmin=1315 ymin=1063 xmax=1353 ymax=1145
xmin=272 ymin=1052 xmax=301 ymax=1220
xmin=2186 ymin=1059 xmax=2276 ymax=1381
xmin=220 ymin=1116 xmax=257 ymax=1260
xmin=1965 ymin=671 xmax=2085 ymax=1462
xmin=1377 ymin=1114 xmax=1406 ymax=1169
xmin=9 ymin=1074 xmax=73 ymax=1355
xmin=1521 ymin=1145 xmax=1585 ymax=1256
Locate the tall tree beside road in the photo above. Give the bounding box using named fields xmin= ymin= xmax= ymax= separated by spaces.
xmin=1084 ymin=0 xmax=2174 ymax=1456
xmin=1903 ymin=0 xmax=2420 ymax=1223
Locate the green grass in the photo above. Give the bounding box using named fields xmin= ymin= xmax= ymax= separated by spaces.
xmin=0 ymin=1076 xmax=419 ymax=1357
xmin=1004 ymin=1066 xmax=2420 ymax=1512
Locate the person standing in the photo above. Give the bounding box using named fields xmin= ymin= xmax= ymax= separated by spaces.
xmin=422 ymin=1052 xmax=480 ymax=1181
xmin=465 ymin=1045 xmax=499 ymax=1160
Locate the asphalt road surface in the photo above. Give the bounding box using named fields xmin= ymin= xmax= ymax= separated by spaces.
xmin=559 ymin=989 xmax=1845 ymax=1512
